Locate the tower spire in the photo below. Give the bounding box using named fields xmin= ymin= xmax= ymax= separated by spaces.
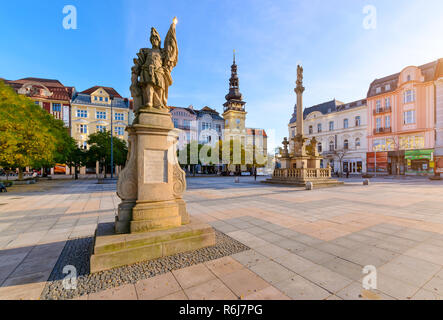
xmin=224 ymin=51 xmax=246 ymax=112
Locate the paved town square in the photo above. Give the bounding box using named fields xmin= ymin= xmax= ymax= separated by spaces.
xmin=1 ymin=177 xmax=443 ymax=300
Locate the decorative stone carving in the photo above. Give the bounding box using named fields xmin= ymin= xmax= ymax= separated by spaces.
xmin=116 ymin=133 xmax=137 ymax=201
xmin=131 ymin=18 xmax=178 ymax=114
xmin=173 ymin=164 xmax=186 ymax=198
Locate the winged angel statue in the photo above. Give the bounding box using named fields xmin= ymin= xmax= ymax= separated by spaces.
xmin=131 ymin=17 xmax=178 ymax=113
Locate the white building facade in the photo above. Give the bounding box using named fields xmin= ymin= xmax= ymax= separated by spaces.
xmin=435 ymin=59 xmax=443 ymax=174
xmin=288 ymin=99 xmax=368 ymax=175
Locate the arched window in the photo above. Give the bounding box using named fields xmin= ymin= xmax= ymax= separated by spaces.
xmin=343 ymin=119 xmax=349 ymax=129
xmin=317 ymin=123 xmax=322 ymax=133
xmin=355 ymin=138 xmax=361 ymax=148
xmin=344 ymin=139 xmax=349 ymax=150
xmin=309 ymin=125 xmax=313 ymax=134
xmin=329 ymin=141 xmax=335 ymax=152
xmin=355 ymin=116 xmax=361 ymax=127
xmin=318 ymin=142 xmax=322 ymax=153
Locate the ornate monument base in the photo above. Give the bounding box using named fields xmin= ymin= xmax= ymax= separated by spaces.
xmin=90 ymin=221 xmax=215 ymax=273
xmin=90 ymin=18 xmax=215 ymax=273
xmin=265 ymin=167 xmax=343 ymax=187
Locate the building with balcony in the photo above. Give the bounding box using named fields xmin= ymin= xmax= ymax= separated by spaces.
xmin=288 ymin=99 xmax=368 ymax=175
xmin=366 ymin=60 xmax=439 ymax=175
xmin=4 ymin=77 xmax=72 ymax=128
xmin=435 ymin=59 xmax=443 ymax=176
xmin=71 ymin=86 xmax=130 ymax=151
xmin=170 ymin=105 xmax=198 ymax=150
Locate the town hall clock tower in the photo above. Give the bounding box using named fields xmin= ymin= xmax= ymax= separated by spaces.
xmin=223 ymin=51 xmax=247 ymax=140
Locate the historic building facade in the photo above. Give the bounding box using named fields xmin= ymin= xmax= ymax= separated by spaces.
xmin=222 ymin=54 xmax=267 ymax=173
xmin=170 ymin=106 xmax=198 ymax=150
xmin=71 ymin=86 xmax=130 ymax=149
xmin=4 ymin=77 xmax=72 ymax=128
xmin=435 ymin=59 xmax=443 ymax=176
xmin=288 ymin=99 xmax=368 ymax=175
xmin=366 ymin=60 xmax=438 ymax=175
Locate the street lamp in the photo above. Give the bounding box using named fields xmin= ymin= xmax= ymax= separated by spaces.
xmin=110 ymin=98 xmax=114 ymax=179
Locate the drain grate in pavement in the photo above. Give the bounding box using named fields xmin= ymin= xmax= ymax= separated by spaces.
xmin=40 ymin=230 xmax=249 ymax=300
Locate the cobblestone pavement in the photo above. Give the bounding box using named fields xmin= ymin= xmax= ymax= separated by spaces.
xmin=1 ymin=176 xmax=443 ymax=300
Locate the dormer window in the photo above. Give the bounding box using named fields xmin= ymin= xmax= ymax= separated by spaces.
xmin=376 ymin=87 xmax=381 ymax=94
xmin=407 ymin=75 xmax=411 ymax=82
xmin=385 ymin=84 xmax=391 ymax=91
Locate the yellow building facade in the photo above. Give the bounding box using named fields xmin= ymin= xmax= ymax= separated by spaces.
xmin=71 ymin=86 xmax=130 ymax=149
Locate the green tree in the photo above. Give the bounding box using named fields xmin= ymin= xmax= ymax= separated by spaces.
xmin=65 ymin=139 xmax=87 ymax=180
xmin=0 ymin=80 xmax=63 ymax=180
xmin=86 ymin=130 xmax=128 ymax=178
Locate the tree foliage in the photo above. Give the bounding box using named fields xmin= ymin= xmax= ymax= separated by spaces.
xmin=86 ymin=130 xmax=128 ymax=171
xmin=0 ymin=80 xmax=76 ymax=178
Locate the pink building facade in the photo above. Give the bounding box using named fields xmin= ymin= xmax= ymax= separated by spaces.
xmin=366 ymin=60 xmax=438 ymax=175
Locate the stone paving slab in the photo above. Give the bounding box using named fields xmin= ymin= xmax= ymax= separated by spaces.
xmin=1 ymin=177 xmax=443 ymax=299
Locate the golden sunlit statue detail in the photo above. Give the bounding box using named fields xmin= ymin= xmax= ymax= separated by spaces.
xmin=131 ymin=17 xmax=178 ymax=114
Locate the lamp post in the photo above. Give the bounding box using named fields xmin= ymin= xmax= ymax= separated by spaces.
xmin=110 ymin=99 xmax=114 ymax=179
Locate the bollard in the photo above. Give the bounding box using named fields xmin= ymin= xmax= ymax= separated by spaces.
xmin=305 ymin=181 xmax=313 ymax=190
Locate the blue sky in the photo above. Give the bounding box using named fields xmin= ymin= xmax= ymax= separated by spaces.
xmin=1 ymin=0 xmax=442 ymax=150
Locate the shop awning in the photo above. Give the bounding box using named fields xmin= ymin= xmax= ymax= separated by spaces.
xmin=405 ymin=149 xmax=434 ymax=160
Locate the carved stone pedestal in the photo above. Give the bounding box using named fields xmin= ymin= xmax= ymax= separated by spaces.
xmin=90 ymin=110 xmax=214 ymax=273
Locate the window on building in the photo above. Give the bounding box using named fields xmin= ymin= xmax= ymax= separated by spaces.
xmin=385 ymin=115 xmax=391 ymax=128
xmin=344 ymin=139 xmax=349 ymax=150
xmin=35 ymin=101 xmax=40 ymax=106
xmin=114 ymin=113 xmax=124 ymax=121
xmin=292 ymin=129 xmax=296 ymax=137
xmin=385 ymin=84 xmax=391 ymax=91
xmin=94 ymin=96 xmax=98 ymax=101
xmin=407 ymin=75 xmax=411 ymax=82
xmin=215 ymin=124 xmax=221 ymax=132
xmin=99 ymin=97 xmax=103 ymax=102
xmin=52 ymin=103 xmax=61 ymax=112
xmin=385 ymin=97 xmax=391 ymax=108
xmin=78 ymin=124 xmax=87 ymax=134
xmin=376 ymin=118 xmax=382 ymax=130
xmin=376 ymin=100 xmax=381 ymax=112
xmin=105 ymin=97 xmax=109 ymax=102
xmin=343 ymin=119 xmax=349 ymax=129
xmin=96 ymin=111 xmax=106 ymax=119
xmin=329 ymin=121 xmax=334 ymax=131
xmin=202 ymin=122 xmax=211 ymax=130
xmin=355 ymin=138 xmax=361 ymax=148
xmin=355 ymin=116 xmax=361 ymax=127
xmin=317 ymin=123 xmax=322 ymax=133
xmin=376 ymin=87 xmax=381 ymax=94
xmin=173 ymin=119 xmax=179 ymax=128
xmin=404 ymin=90 xmax=415 ymax=103
xmin=114 ymin=127 xmax=124 ymax=136
xmin=184 ymin=120 xmax=191 ymax=130
xmin=318 ymin=142 xmax=322 ymax=153
xmin=404 ymin=110 xmax=416 ymax=124
xmin=76 ymin=109 xmax=88 ymax=118
xmin=82 ymin=141 xmax=87 ymax=149
xmin=96 ymin=125 xmax=106 ymax=132
xmin=329 ymin=141 xmax=335 ymax=152
xmin=309 ymin=125 xmax=313 ymax=134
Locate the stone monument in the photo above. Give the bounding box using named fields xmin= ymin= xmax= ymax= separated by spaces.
xmin=266 ymin=65 xmax=342 ymax=187
xmin=90 ymin=18 xmax=215 ymax=273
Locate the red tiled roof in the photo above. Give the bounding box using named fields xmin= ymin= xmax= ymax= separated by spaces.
xmin=367 ymin=60 xmax=439 ymax=98
xmin=5 ymin=78 xmax=71 ymax=102
xmin=81 ymin=86 xmax=122 ymax=99
xmin=247 ymin=128 xmax=267 ymax=137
